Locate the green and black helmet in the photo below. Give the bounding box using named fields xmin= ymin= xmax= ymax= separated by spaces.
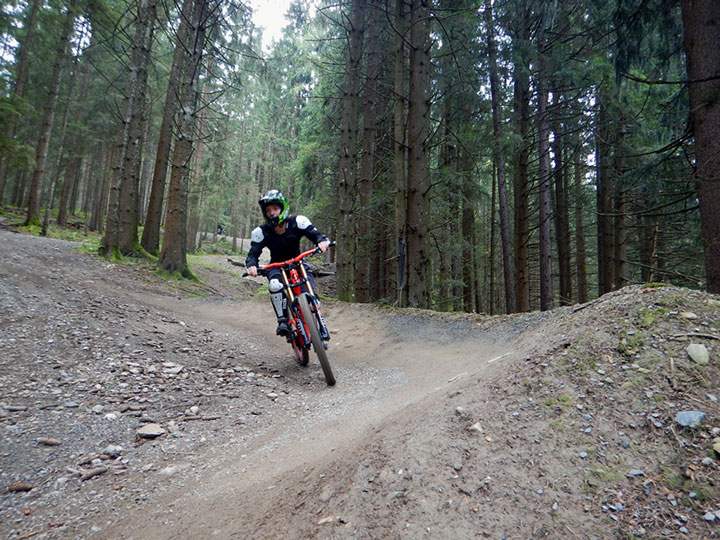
xmin=258 ymin=189 xmax=289 ymax=227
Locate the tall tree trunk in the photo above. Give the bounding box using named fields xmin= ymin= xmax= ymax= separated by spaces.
xmin=461 ymin=174 xmax=474 ymax=312
xmin=405 ymin=0 xmax=431 ymax=308
xmin=485 ymin=0 xmax=516 ymax=314
xmin=89 ymin=142 xmax=112 ymax=232
xmin=355 ymin=1 xmax=381 ymax=303
xmin=574 ymin=148 xmax=588 ymax=303
xmin=681 ymin=0 xmax=720 ymax=293
xmin=536 ymin=22 xmax=554 ymax=311
xmin=116 ymin=0 xmax=156 ymax=254
xmin=0 ymin=0 xmax=41 ymax=203
xmin=58 ymin=39 xmax=93 ymax=227
xmin=393 ymin=0 xmax=408 ymax=307
xmin=24 ymin=7 xmax=75 ymax=226
xmin=142 ymin=0 xmax=193 ymax=254
xmin=158 ymin=0 xmax=208 ymax=276
xmin=552 ymin=93 xmax=572 ymax=305
xmin=185 ymin=82 xmax=208 ymax=254
xmin=102 ymin=0 xmax=157 ymax=256
xmin=335 ymin=0 xmax=366 ymax=301
xmin=596 ymin=84 xmax=615 ymax=295
xmin=512 ymin=4 xmax=531 ymax=312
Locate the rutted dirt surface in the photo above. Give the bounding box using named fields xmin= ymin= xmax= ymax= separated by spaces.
xmin=2 ymin=227 xmax=720 ymax=539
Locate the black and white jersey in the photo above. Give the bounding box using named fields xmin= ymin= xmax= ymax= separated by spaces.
xmin=244 ymin=215 xmax=327 ymax=269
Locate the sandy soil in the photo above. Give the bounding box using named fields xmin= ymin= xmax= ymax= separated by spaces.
xmin=2 ymin=227 xmax=720 ymax=540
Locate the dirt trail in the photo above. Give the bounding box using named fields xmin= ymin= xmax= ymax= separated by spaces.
xmin=4 ymin=229 xmax=719 ymax=540
xmin=102 ymin=289 xmax=514 ymax=539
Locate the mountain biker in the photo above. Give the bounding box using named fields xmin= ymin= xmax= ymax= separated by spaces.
xmin=245 ymin=189 xmax=330 ymax=336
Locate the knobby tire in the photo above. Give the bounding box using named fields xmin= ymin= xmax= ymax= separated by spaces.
xmin=297 ymin=294 xmax=335 ymax=386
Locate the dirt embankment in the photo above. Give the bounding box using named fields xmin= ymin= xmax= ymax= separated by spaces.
xmin=1 ymin=228 xmax=720 ymax=539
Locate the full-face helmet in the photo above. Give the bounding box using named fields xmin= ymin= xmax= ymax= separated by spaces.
xmin=258 ymin=189 xmax=289 ymax=227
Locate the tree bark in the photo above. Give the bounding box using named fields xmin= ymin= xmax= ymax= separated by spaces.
xmin=102 ymin=0 xmax=157 ymax=256
xmin=158 ymin=0 xmax=208 ymax=276
xmin=0 ymin=0 xmax=41 ymax=204
xmin=405 ymin=0 xmax=431 ymax=309
xmin=485 ymin=0 xmax=516 ymax=314
xmin=355 ymin=0 xmax=381 ymax=303
xmin=142 ymin=0 xmax=194 ymax=255
xmin=681 ymin=0 xmax=720 ymax=293
xmin=335 ymin=0 xmax=366 ymax=301
xmin=393 ymin=0 xmax=408 ymax=307
xmin=512 ymin=4 xmax=531 ymax=312
xmin=25 ymin=7 xmax=75 ymax=226
xmin=552 ymin=92 xmax=572 ymax=305
xmin=536 ymin=23 xmax=554 ymax=311
xmin=574 ymin=148 xmax=588 ymax=303
xmin=596 ymin=84 xmax=615 ymax=295
xmin=58 ymin=39 xmax=94 ymax=227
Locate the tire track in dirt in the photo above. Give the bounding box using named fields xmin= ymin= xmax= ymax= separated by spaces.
xmin=101 ymin=295 xmax=515 ymax=539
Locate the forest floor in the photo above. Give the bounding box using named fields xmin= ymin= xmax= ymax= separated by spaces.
xmin=2 ymin=224 xmax=720 ymax=540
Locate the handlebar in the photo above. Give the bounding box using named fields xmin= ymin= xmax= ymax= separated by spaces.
xmin=242 ymin=241 xmax=335 ymax=277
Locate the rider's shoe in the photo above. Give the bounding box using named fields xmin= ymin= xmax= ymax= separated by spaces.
xmin=276 ymin=319 xmax=289 ymax=336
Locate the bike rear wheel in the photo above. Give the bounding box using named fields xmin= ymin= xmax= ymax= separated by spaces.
xmin=297 ymin=294 xmax=335 ymax=386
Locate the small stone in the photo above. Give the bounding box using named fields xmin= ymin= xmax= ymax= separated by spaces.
xmin=3 ymin=405 xmax=28 ymax=412
xmin=675 ymin=410 xmax=706 ymax=428
xmin=136 ymin=423 xmax=166 ymax=439
xmin=679 ymin=312 xmax=698 ymax=319
xmin=163 ymin=365 xmax=184 ymax=375
xmin=579 ymin=452 xmax=588 ymax=459
xmin=468 ymin=423 xmax=483 ymax=432
xmin=455 ymin=407 xmax=466 ymax=415
xmin=703 ymin=511 xmax=716 ymax=522
xmin=8 ymin=481 xmax=34 ymax=492
xmin=37 ymin=437 xmax=61 ymax=446
xmin=629 ymin=469 xmax=644 ymax=477
xmin=687 ymin=344 xmax=710 ymax=365
xmin=103 ymin=445 xmax=123 ymax=458
xmin=91 ymin=405 xmax=104 ymax=414
xmin=159 ymin=465 xmax=181 ymax=476
xmin=189 ymin=406 xmax=199 ymax=415
xmin=453 ymin=461 xmax=463 ymax=471
xmin=267 ymin=393 xmax=278 ymax=400
xmin=713 ymin=438 xmax=720 ymax=456
xmin=64 ymin=401 xmax=79 ymax=408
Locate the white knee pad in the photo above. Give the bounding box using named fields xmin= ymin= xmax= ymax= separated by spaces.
xmin=268 ymin=278 xmax=286 ymax=319
xmin=268 ymin=278 xmax=284 ymax=293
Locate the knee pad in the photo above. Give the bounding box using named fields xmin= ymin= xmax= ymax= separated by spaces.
xmin=268 ymin=278 xmax=284 ymax=293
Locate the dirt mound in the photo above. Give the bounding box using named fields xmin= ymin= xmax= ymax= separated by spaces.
xmin=1 ymin=231 xmax=719 ymax=539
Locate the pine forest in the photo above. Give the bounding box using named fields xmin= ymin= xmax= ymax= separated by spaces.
xmin=1 ymin=0 xmax=719 ymax=313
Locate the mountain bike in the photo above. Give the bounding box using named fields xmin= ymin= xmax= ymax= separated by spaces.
xmin=244 ymin=243 xmax=336 ymax=386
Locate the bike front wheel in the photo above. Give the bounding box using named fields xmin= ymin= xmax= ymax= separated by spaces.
xmin=297 ymin=294 xmax=335 ymax=386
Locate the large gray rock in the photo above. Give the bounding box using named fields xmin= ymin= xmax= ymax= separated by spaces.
xmin=687 ymin=343 xmax=710 ymax=365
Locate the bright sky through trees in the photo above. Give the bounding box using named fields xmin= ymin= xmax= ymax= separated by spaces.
xmin=248 ymin=0 xmax=293 ymax=50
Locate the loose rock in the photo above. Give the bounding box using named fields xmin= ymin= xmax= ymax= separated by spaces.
xmin=136 ymin=423 xmax=166 ymax=439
